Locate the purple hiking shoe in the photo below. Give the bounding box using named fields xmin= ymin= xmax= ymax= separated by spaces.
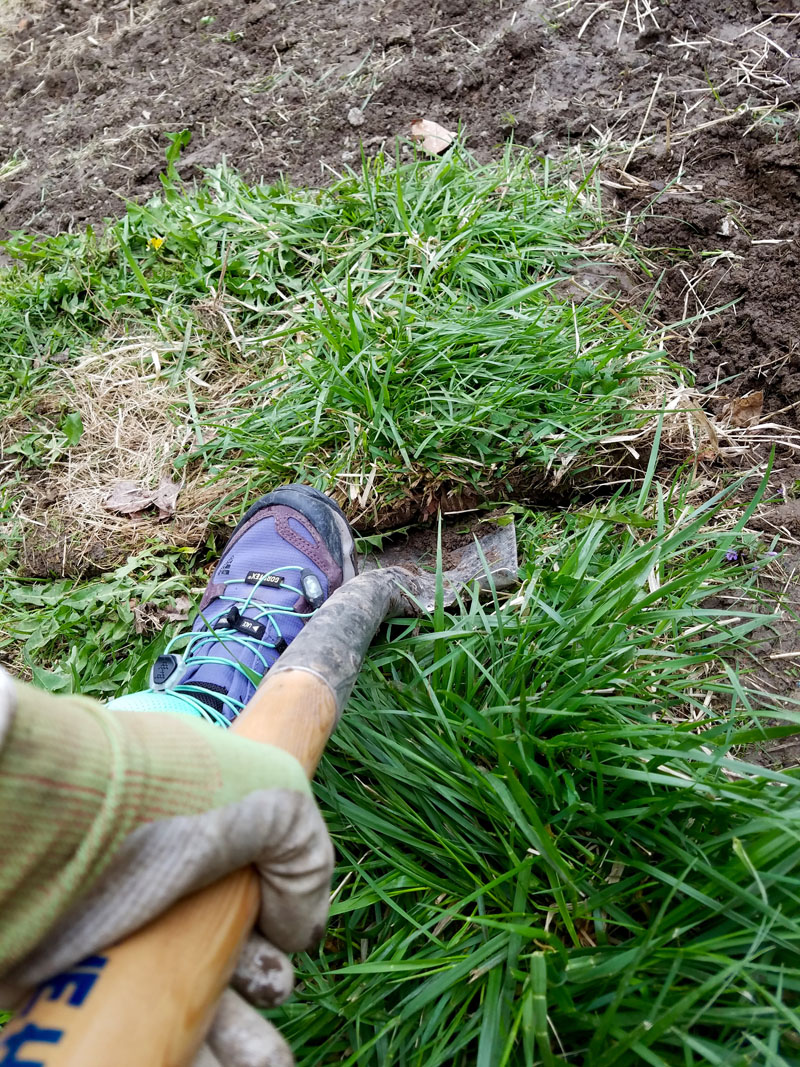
xmin=138 ymin=485 xmax=356 ymax=726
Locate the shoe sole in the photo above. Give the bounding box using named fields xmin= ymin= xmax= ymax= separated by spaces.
xmin=227 ymin=483 xmax=358 ymax=581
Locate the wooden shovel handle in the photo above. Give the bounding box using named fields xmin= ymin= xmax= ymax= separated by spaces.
xmin=0 ymin=670 xmax=336 ymax=1066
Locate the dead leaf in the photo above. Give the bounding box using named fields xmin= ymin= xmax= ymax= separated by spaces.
xmin=165 ymin=595 xmax=192 ymax=622
xmin=130 ymin=595 xmax=192 ymax=634
xmin=410 ymin=118 xmax=455 ymax=155
xmin=153 ymin=476 xmax=182 ymax=520
xmin=725 ymin=391 xmax=764 ymax=428
xmin=104 ymin=476 xmax=183 ymax=520
xmin=105 ymin=480 xmax=155 ymax=515
xmin=697 ymin=447 xmax=719 ymax=463
xmin=130 ymin=600 xmax=158 ymax=635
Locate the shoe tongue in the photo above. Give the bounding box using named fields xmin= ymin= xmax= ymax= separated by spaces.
xmin=179 ymin=657 xmax=244 ymax=723
xmin=189 ymin=680 xmax=231 ymax=720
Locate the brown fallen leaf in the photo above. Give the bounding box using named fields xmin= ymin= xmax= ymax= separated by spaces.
xmin=153 ymin=476 xmax=183 ymax=520
xmin=130 ymin=595 xmax=193 ymax=634
xmin=105 ymin=476 xmax=183 ymax=520
xmin=165 ymin=594 xmax=192 ymax=623
xmin=105 ymin=480 xmax=155 ymax=515
xmin=130 ymin=600 xmax=153 ymax=635
xmin=697 ymin=447 xmax=719 ymax=464
xmin=725 ymin=391 xmax=764 ymax=428
xmin=410 ymin=118 xmax=455 ymax=155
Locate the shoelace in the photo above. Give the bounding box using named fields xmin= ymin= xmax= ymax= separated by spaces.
xmin=144 ymin=567 xmax=314 ymax=726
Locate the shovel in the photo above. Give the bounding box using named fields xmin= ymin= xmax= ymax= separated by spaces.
xmin=7 ymin=512 xmax=518 ymax=1066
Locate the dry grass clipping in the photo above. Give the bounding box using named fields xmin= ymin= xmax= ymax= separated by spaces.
xmin=12 ymin=338 xmax=252 ymax=576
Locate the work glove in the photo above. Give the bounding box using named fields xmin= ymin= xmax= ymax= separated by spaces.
xmin=0 ymin=670 xmax=333 ymax=1067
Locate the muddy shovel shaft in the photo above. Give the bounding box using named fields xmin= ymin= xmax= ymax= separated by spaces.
xmin=2 ymin=569 xmax=415 ymax=1067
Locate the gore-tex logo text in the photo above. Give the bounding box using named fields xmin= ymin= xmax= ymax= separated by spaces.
xmin=245 ymin=571 xmax=283 ymax=587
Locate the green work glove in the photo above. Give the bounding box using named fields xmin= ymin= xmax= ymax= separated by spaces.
xmin=0 ymin=670 xmax=333 ymax=1067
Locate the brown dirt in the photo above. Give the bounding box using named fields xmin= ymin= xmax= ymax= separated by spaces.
xmin=716 ymin=537 xmax=800 ymax=772
xmin=627 ymin=126 xmax=800 ymax=422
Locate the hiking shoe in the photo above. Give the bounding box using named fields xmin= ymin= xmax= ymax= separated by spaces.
xmin=112 ymin=485 xmax=356 ymax=726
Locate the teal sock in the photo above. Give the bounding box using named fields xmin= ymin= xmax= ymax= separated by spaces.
xmin=107 ymin=691 xmax=208 ymax=718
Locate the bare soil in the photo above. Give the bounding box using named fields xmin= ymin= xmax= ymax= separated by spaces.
xmin=2 ymin=0 xmax=799 ymax=419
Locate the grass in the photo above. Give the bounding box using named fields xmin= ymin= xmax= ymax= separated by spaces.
xmin=281 ymin=470 xmax=800 ymax=1065
xmin=0 ymin=139 xmax=663 ymax=534
xmin=2 ymin=143 xmax=800 ymax=1062
xmin=0 ymin=544 xmax=197 ymax=697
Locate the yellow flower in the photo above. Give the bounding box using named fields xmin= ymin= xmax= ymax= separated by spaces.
xmin=148 ymin=236 xmax=165 ymax=251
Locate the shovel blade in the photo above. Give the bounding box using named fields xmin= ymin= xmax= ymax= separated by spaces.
xmin=358 ymin=513 xmax=518 ymax=612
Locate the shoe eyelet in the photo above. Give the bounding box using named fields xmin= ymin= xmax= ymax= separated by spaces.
xmin=150 ymin=653 xmax=186 ymax=691
xmin=301 ymin=570 xmax=325 ymax=610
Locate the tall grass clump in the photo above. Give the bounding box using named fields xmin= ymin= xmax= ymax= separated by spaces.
xmin=273 ymin=474 xmax=800 ymax=1066
xmin=2 ymin=141 xmax=666 ymax=522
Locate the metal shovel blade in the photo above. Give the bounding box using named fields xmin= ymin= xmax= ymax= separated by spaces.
xmin=358 ymin=512 xmax=519 ymax=612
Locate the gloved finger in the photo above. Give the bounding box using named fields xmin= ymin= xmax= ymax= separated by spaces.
xmin=9 ymin=789 xmax=331 ymax=989
xmin=192 ymin=1044 xmax=223 ymax=1067
xmin=207 ymin=987 xmax=293 ymax=1067
xmin=253 ymin=790 xmax=334 ymax=955
xmin=231 ymin=931 xmax=294 ymax=1008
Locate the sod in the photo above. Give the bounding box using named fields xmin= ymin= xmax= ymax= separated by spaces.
xmin=1 ymin=148 xmax=798 ymax=1061
xmin=1 ymin=143 xmax=663 ymax=540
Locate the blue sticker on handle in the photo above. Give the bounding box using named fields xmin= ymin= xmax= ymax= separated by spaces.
xmin=0 ymin=955 xmax=108 ymax=1065
xmin=0 ymin=1022 xmax=62 ymax=1066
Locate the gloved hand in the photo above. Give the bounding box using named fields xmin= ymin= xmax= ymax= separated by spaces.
xmin=0 ymin=670 xmax=333 ymax=1067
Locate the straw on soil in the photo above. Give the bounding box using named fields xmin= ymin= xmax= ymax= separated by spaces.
xmin=6 ymin=340 xmax=252 ymax=575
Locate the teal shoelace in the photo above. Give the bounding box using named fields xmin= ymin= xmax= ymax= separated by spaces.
xmin=144 ymin=567 xmax=314 ymax=727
